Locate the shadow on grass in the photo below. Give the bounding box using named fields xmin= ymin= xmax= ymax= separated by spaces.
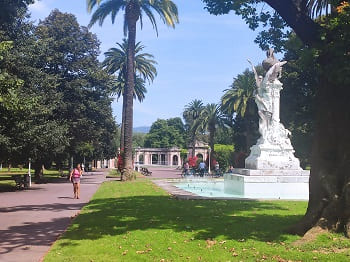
xmin=60 ymin=196 xmax=304 ymax=244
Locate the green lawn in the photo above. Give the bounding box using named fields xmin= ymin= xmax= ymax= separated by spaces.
xmin=45 ymin=180 xmax=350 ymax=261
xmin=0 ymin=168 xmax=68 ymax=191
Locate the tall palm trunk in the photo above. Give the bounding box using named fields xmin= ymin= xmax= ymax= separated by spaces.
xmin=209 ymin=125 xmax=215 ymax=163
xmin=120 ymin=93 xmax=126 ymax=151
xmin=119 ymin=93 xmax=126 ymax=181
xmin=122 ymin=3 xmax=139 ymax=180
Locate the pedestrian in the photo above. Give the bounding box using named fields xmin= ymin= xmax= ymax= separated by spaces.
xmin=199 ymin=161 xmax=206 ymax=177
xmin=183 ymin=162 xmax=189 ymax=176
xmin=69 ymin=163 xmax=83 ymax=199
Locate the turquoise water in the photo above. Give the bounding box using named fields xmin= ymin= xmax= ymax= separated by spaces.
xmin=174 ymin=178 xmax=309 ymax=200
xmin=174 ymin=179 xmax=243 ymax=198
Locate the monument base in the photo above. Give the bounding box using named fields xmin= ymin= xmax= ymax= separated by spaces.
xmin=245 ymin=143 xmax=302 ymax=170
xmin=224 ymin=171 xmax=309 ymax=200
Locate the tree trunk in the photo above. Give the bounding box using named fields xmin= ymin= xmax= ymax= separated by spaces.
xmin=265 ymin=0 xmax=321 ymax=45
xmin=288 ymin=53 xmax=350 ymax=237
xmin=120 ymin=93 xmax=126 ymax=152
xmin=209 ymin=126 xmax=215 ymax=164
xmin=122 ymin=3 xmax=139 ymax=181
xmin=33 ymin=162 xmax=44 ymax=183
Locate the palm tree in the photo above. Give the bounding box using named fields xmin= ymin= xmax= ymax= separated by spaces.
xmin=87 ymin=0 xmax=179 ymax=178
xmin=183 ymin=99 xmax=204 ymax=157
xmin=199 ymin=103 xmax=226 ymax=170
xmin=103 ymin=39 xmax=157 ymax=161
xmin=221 ymin=68 xmax=262 ymax=152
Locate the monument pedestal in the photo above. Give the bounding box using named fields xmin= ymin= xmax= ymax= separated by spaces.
xmin=224 ymin=172 xmax=309 ymax=200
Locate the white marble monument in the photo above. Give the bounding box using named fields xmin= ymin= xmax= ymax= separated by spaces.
xmin=244 ymin=49 xmax=306 ymax=172
xmin=224 ymin=49 xmax=309 ymax=199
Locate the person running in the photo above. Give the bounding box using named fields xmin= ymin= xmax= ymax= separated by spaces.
xmin=69 ymin=164 xmax=83 ymax=199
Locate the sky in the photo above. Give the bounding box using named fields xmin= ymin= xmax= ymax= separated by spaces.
xmin=29 ymin=0 xmax=271 ymax=127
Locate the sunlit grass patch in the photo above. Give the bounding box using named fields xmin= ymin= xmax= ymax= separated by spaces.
xmin=44 ymin=180 xmax=350 ymax=261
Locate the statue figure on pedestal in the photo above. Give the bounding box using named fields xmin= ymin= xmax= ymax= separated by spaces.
xmin=245 ymin=49 xmax=301 ymax=170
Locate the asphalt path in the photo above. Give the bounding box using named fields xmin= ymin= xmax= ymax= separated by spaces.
xmin=0 ymin=171 xmax=107 ymax=262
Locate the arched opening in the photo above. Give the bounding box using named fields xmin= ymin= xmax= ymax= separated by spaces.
xmin=196 ymin=153 xmax=203 ymax=161
xmin=138 ymin=154 xmax=144 ymax=165
xmin=152 ymin=154 xmax=158 ymax=165
xmin=172 ymin=155 xmax=179 ymax=166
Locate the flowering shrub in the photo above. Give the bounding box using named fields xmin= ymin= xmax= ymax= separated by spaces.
xmin=188 ymin=156 xmax=198 ymax=168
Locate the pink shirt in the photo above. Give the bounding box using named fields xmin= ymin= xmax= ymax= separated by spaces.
xmin=73 ymin=169 xmax=81 ymax=178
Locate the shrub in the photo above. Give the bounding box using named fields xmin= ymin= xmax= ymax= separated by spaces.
xmin=214 ymin=144 xmax=235 ymax=172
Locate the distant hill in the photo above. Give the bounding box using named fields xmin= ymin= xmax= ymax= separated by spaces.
xmin=133 ymin=126 xmax=150 ymax=133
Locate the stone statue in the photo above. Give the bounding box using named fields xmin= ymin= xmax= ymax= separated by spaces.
xmin=245 ymin=49 xmax=301 ymax=170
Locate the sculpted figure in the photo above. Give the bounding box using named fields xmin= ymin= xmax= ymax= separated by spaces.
xmin=248 ymin=49 xmax=287 ymax=142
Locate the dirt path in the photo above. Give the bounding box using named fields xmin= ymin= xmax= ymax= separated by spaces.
xmin=0 ymin=171 xmax=107 ymax=262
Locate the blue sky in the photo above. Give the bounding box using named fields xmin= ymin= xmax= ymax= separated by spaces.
xmin=29 ymin=0 xmax=272 ymax=127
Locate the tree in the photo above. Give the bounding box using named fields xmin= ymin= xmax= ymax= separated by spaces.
xmin=31 ymin=10 xmax=118 ymax=176
xmin=203 ymin=0 xmax=350 ymax=237
xmin=103 ymin=39 xmax=157 ymax=158
xmin=199 ymin=103 xmax=226 ymax=167
xmin=183 ymin=99 xmax=205 ymax=157
xmin=221 ymin=68 xmax=261 ymax=152
xmin=280 ymin=34 xmax=318 ymax=168
xmin=144 ymin=118 xmax=185 ymax=148
xmin=87 ymin=0 xmax=179 ymax=180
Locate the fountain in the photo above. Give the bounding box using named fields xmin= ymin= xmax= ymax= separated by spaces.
xmin=224 ymin=49 xmax=310 ymax=199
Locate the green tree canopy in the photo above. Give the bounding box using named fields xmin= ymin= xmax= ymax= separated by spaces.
xmin=144 ymin=118 xmax=185 ymax=148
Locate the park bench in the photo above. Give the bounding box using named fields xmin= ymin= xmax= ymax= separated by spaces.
xmin=140 ymin=167 xmax=152 ymax=176
xmin=0 ymin=173 xmax=30 ymax=189
xmin=13 ymin=174 xmax=30 ymax=189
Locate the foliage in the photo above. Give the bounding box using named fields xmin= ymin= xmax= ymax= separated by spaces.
xmin=221 ymin=68 xmax=260 ymax=152
xmin=0 ymin=9 xmax=118 ymax=174
xmin=188 ymin=156 xmax=198 ymax=168
xmin=279 ymin=35 xmax=318 ymax=168
xmin=44 ymin=180 xmax=350 ymax=261
xmin=198 ymin=103 xmax=226 ymax=158
xmin=183 ymin=99 xmax=205 ymax=155
xmin=132 ymin=132 xmax=146 ymax=148
xmin=214 ymin=144 xmax=235 ymax=171
xmin=144 ymin=118 xmax=185 ymax=148
xmin=103 ymin=39 xmax=157 ymax=102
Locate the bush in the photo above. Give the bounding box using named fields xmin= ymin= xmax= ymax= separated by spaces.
xmin=214 ymin=144 xmax=235 ymax=172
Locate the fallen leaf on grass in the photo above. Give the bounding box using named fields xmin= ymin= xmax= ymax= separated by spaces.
xmin=122 ymin=250 xmax=128 ymax=256
xmin=219 ymin=240 xmax=226 ymax=244
xmin=232 ymin=252 xmax=238 ymax=257
xmin=206 ymin=239 xmax=217 ymax=248
xmin=167 ymin=247 xmax=172 ymax=251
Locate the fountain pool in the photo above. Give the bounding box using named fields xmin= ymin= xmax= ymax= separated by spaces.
xmin=173 ymin=176 xmax=309 ymax=200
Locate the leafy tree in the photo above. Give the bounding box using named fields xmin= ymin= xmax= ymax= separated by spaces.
xmin=203 ymin=0 xmax=350 ymax=237
xmin=214 ymin=144 xmax=235 ymax=172
xmin=87 ymin=0 xmax=179 ymax=179
xmin=183 ymin=99 xmax=205 ymax=157
xmin=103 ymin=39 xmax=157 ymax=154
xmin=280 ymin=34 xmax=318 ymax=168
xmin=144 ymin=118 xmax=185 ymax=148
xmin=132 ymin=132 xmax=146 ymax=148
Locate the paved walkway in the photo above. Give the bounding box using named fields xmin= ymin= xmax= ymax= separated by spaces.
xmin=144 ymin=166 xmax=183 ymax=179
xmin=0 ymin=171 xmax=107 ymax=262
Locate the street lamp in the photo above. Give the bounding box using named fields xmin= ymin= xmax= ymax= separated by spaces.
xmin=208 ymin=147 xmax=211 ymax=174
xmin=28 ymin=158 xmax=31 ymax=187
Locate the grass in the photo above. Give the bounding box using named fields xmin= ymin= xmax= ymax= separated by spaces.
xmin=44 ymin=180 xmax=350 ymax=261
xmin=0 ymin=168 xmax=69 ymax=191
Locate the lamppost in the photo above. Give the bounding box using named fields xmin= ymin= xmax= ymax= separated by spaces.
xmin=28 ymin=158 xmax=31 ymax=187
xmin=208 ymin=147 xmax=211 ymax=174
